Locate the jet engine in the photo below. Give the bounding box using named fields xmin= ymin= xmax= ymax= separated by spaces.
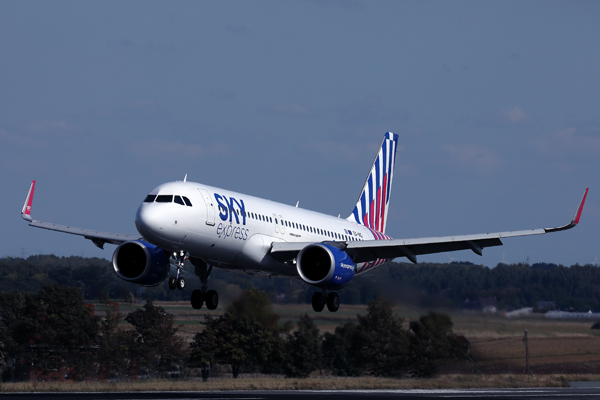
xmin=296 ymin=243 xmax=355 ymax=290
xmin=112 ymin=240 xmax=170 ymax=286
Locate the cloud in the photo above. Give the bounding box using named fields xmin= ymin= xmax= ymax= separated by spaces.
xmin=107 ymin=40 xmax=176 ymax=54
xmin=258 ymin=104 xmax=317 ymax=117
xmin=503 ymin=106 xmax=528 ymax=123
xmin=443 ymin=144 xmax=504 ymax=174
xmin=533 ymin=128 xmax=600 ymax=159
xmin=226 ymin=25 xmax=249 ymax=35
xmin=338 ymin=96 xmax=410 ymax=125
xmin=476 ymin=106 xmax=536 ymax=128
xmin=128 ymin=138 xmax=232 ymax=159
xmin=303 ymin=0 xmax=366 ymax=10
xmin=208 ymin=88 xmax=235 ymax=99
xmin=23 ymin=120 xmax=79 ymax=136
xmin=509 ymin=52 xmax=523 ymax=61
xmin=0 ymin=119 xmax=79 ymax=151
xmin=87 ymin=100 xmax=170 ymax=121
xmin=0 ymin=128 xmax=42 ymax=148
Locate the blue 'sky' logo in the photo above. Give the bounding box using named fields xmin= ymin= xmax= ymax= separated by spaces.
xmin=214 ymin=194 xmax=246 ymax=225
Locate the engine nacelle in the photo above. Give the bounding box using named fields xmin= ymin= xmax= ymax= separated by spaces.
xmin=296 ymin=243 xmax=355 ymax=290
xmin=112 ymin=240 xmax=170 ymax=286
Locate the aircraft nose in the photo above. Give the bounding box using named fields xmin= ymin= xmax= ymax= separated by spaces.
xmin=135 ymin=203 xmax=163 ymax=237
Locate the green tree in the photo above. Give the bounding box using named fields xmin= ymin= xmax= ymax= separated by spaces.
xmin=10 ymin=285 xmax=100 ymax=380
xmin=190 ymin=312 xmax=283 ymax=378
xmin=322 ymin=321 xmax=363 ymax=376
xmin=354 ymin=297 xmax=409 ymax=377
xmin=98 ymin=303 xmax=131 ymax=377
xmin=408 ymin=311 xmax=464 ymax=377
xmin=282 ymin=314 xmax=322 ymax=378
xmin=226 ymin=288 xmax=281 ymax=332
xmin=0 ymin=290 xmax=28 ymax=381
xmin=125 ymin=300 xmax=185 ymax=376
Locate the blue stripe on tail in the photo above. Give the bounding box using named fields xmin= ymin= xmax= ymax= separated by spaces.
xmin=347 ymin=132 xmax=399 ymax=234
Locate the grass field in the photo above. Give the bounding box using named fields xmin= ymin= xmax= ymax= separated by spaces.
xmin=2 ymin=374 xmax=599 ymax=392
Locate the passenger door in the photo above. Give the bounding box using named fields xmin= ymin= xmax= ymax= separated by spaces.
xmin=198 ymin=188 xmax=215 ymax=226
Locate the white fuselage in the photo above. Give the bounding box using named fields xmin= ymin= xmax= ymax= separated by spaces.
xmin=135 ymin=181 xmax=386 ymax=278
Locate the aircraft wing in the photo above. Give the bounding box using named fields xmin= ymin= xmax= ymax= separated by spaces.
xmin=271 ymin=188 xmax=588 ymax=264
xmin=21 ymin=181 xmax=141 ymax=249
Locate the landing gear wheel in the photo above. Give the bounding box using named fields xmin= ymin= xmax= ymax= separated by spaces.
xmin=327 ymin=292 xmax=340 ymax=312
xmin=168 ymin=277 xmax=176 ymax=290
xmin=312 ymin=292 xmax=325 ymax=312
xmin=191 ymin=290 xmax=204 ymax=309
xmin=205 ymin=290 xmax=219 ymax=310
xmin=176 ymin=276 xmax=185 ymax=290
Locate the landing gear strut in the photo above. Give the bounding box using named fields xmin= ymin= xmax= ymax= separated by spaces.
xmin=312 ymin=291 xmax=339 ymax=313
xmin=189 ymin=258 xmax=219 ymax=310
xmin=168 ymin=250 xmax=189 ymax=290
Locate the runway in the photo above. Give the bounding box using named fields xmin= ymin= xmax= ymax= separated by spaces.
xmin=3 ymin=388 xmax=600 ymax=400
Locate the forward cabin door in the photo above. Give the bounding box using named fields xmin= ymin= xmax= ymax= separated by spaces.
xmin=198 ymin=188 xmax=215 ymax=226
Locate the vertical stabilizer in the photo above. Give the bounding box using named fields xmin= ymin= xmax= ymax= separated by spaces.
xmin=347 ymin=132 xmax=398 ymax=234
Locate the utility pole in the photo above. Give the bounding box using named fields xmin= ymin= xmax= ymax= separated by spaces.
xmin=523 ymin=329 xmax=531 ymax=374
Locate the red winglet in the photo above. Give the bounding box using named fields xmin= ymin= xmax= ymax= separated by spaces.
xmin=21 ymin=180 xmax=36 ymax=221
xmin=573 ymin=188 xmax=588 ymax=225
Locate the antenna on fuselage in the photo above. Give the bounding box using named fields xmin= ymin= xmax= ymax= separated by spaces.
xmin=184 ymin=174 xmax=187 ymax=182
xmin=295 ymin=201 xmax=299 ymax=208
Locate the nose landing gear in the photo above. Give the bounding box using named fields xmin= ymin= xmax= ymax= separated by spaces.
xmin=189 ymin=258 xmax=219 ymax=310
xmin=311 ymin=291 xmax=339 ymax=312
xmin=168 ymin=250 xmax=189 ymax=290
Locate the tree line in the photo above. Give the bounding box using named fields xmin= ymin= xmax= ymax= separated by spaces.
xmin=1 ymin=255 xmax=599 ymax=310
xmin=0 ymin=285 xmax=466 ymax=381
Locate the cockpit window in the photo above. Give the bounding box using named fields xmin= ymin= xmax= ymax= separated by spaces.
xmin=174 ymin=195 xmax=185 ymax=206
xmin=144 ymin=194 xmax=156 ymax=203
xmin=156 ymin=195 xmax=173 ymax=203
xmin=182 ymin=196 xmax=192 ymax=207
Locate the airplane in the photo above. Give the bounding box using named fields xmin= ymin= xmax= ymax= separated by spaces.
xmin=21 ymin=132 xmax=588 ymax=312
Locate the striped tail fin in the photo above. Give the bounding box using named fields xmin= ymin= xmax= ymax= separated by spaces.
xmin=347 ymin=132 xmax=399 ymax=234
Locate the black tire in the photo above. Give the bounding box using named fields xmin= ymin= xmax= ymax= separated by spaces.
xmin=191 ymin=290 xmax=204 ymax=309
xmin=205 ymin=290 xmax=219 ymax=310
xmin=177 ymin=276 xmax=185 ymax=290
xmin=327 ymin=292 xmax=340 ymax=312
xmin=168 ymin=277 xmax=177 ymax=290
xmin=312 ymin=292 xmax=325 ymax=312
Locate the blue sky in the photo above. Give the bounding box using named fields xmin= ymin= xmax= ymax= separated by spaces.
xmin=1 ymin=1 xmax=598 ymax=267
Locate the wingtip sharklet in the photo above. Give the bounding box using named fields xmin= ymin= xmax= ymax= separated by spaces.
xmin=573 ymin=187 xmax=588 ymax=225
xmin=21 ymin=180 xmax=36 ymax=222
xmin=544 ymin=188 xmax=588 ymax=233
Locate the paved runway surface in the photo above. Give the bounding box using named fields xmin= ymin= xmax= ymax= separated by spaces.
xmin=4 ymin=389 xmax=600 ymax=400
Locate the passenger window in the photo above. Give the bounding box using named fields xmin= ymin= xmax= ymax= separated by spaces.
xmin=182 ymin=196 xmax=192 ymax=206
xmin=156 ymin=195 xmax=173 ymax=203
xmin=174 ymin=196 xmax=185 ymax=206
xmin=144 ymin=194 xmax=156 ymax=203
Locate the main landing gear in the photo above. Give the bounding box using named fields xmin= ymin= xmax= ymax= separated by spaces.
xmin=312 ymin=291 xmax=339 ymax=313
xmin=168 ymin=250 xmax=189 ymax=290
xmin=189 ymin=258 xmax=218 ymax=310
